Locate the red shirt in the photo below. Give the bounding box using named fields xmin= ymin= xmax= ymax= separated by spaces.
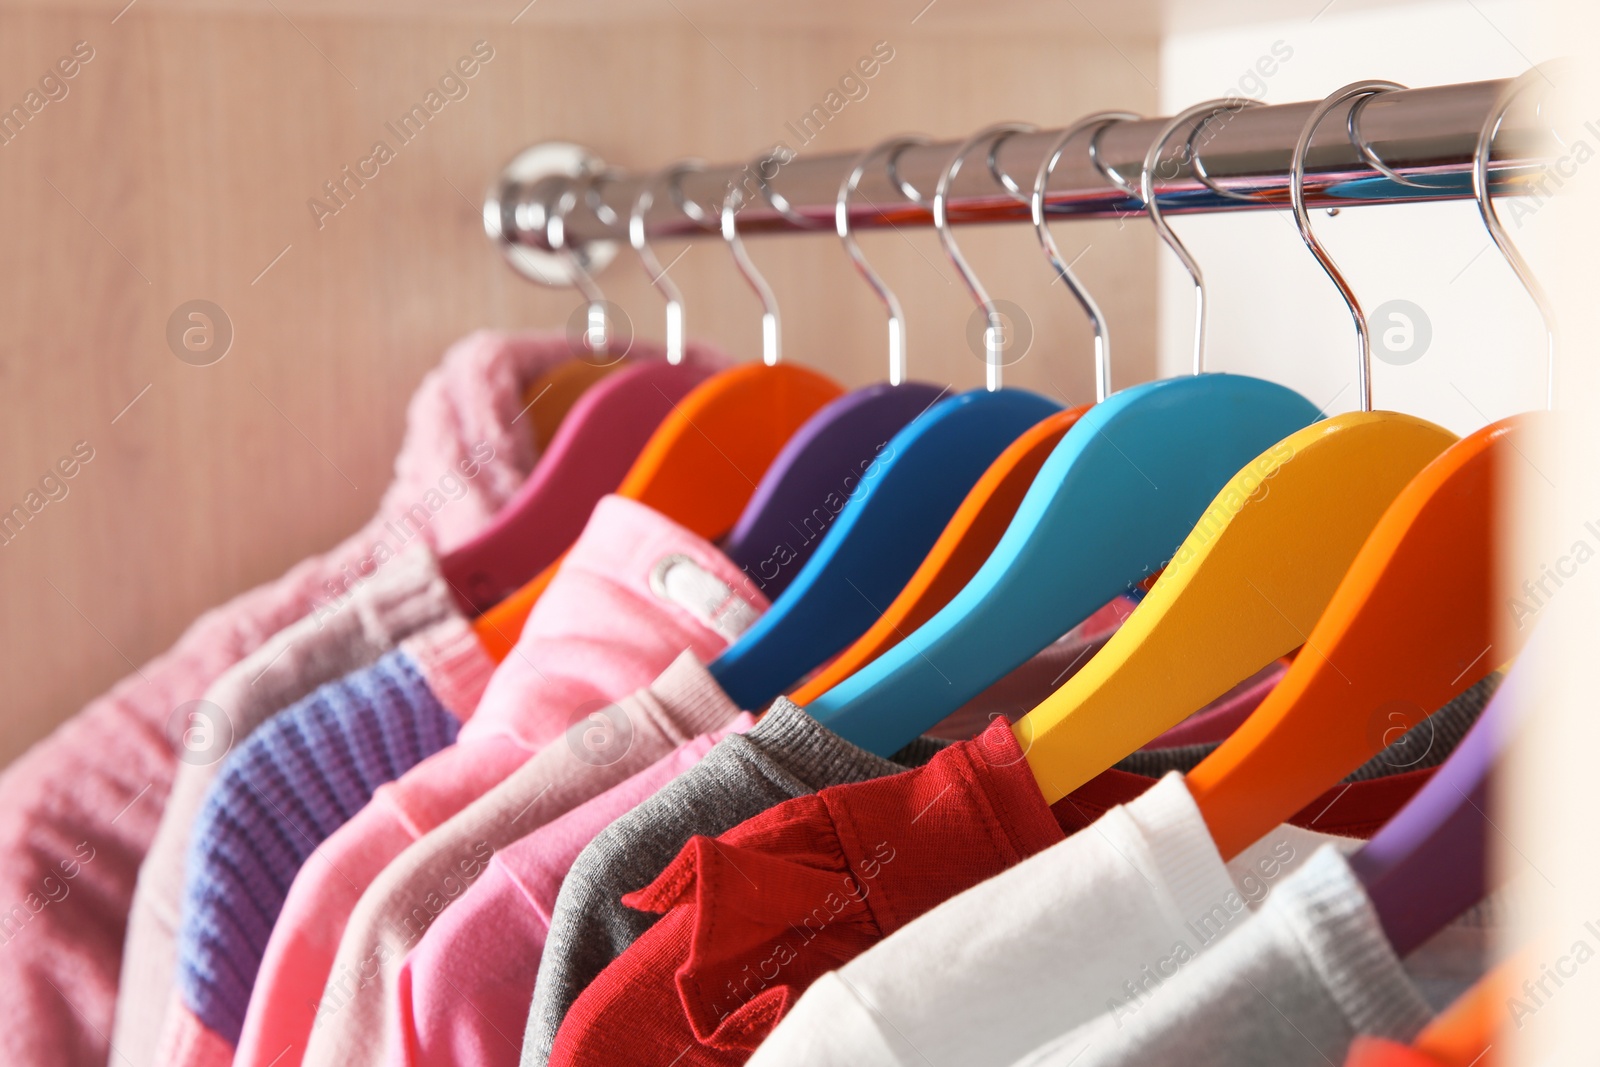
xmin=549 ymin=718 xmax=1439 ymax=1066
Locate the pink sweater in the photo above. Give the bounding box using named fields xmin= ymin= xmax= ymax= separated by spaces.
xmin=0 ymin=331 xmax=656 ymax=1067
xmin=232 ymin=496 xmax=769 ymax=1067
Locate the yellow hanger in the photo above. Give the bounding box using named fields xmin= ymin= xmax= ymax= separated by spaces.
xmin=1015 ymin=413 xmax=1454 ymax=802
xmin=1014 ymin=87 xmax=1459 ymax=804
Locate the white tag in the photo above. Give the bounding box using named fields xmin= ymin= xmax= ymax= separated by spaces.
xmin=649 ymin=554 xmax=760 ymax=641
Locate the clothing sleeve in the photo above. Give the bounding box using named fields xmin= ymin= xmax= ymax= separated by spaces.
xmin=301 ymin=678 xmax=730 ymax=1067
xmin=1006 ymin=848 xmax=1435 ymax=1067
xmin=401 ymin=729 xmax=737 ymax=1067
xmin=173 ymin=653 xmax=459 ymax=1051
xmin=392 ymin=860 xmax=547 ymax=1067
xmin=232 ymin=793 xmax=431 ymax=1067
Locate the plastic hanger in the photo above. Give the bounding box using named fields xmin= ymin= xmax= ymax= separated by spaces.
xmin=714 ymin=145 xmax=945 ymax=599
xmin=707 ymin=126 xmax=1062 ymax=711
xmin=1185 ymin=79 xmax=1560 ymax=861
xmin=1349 ymin=641 xmax=1523 ymax=958
xmin=1350 ymin=69 xmax=1563 ymax=957
xmin=521 ymin=360 xmax=622 ymax=452
xmin=442 ymin=173 xmax=718 ymax=614
xmin=441 ymin=362 xmax=712 ymax=613
xmin=789 ymin=113 xmax=1138 ymax=706
xmin=808 ymin=104 xmax=1323 ymax=757
xmin=1013 ymin=87 xmax=1461 ymax=803
xmin=472 ymin=165 xmax=842 ymax=660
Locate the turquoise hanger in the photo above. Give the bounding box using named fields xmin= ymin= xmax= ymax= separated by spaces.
xmin=808 ymin=102 xmax=1322 ymax=755
xmin=708 ymin=125 xmax=1061 ymax=711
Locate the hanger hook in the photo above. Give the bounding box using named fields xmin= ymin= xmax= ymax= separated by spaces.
xmin=935 ymin=121 xmax=1038 ymax=391
xmin=630 ymin=161 xmax=704 ymax=366
xmin=1347 ymin=93 xmax=1441 ymax=191
xmin=720 ymin=150 xmax=785 ymax=366
xmin=1088 ymin=121 xmax=1141 ymax=200
xmin=1475 ymin=67 xmax=1560 ymax=410
xmin=838 ymin=135 xmax=930 ymax=387
xmin=548 ymin=175 xmax=612 ymax=359
xmin=1033 ymin=112 xmax=1141 ymax=402
xmin=1142 ymin=99 xmax=1262 ymax=376
xmin=1290 ymin=80 xmax=1408 ymax=413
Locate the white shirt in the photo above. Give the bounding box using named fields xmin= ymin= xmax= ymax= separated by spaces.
xmin=747 ymin=772 xmax=1347 ymax=1067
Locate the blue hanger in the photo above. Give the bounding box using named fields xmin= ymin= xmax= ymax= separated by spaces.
xmin=808 ymin=103 xmax=1323 ymax=755
xmin=708 ymin=127 xmax=1062 ymax=711
xmin=705 ymin=150 xmax=945 ymax=599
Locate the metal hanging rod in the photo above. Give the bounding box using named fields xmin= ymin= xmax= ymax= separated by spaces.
xmin=485 ymin=76 xmax=1555 ymax=286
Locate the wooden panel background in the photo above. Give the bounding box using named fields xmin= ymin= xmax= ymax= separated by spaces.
xmin=0 ymin=4 xmax=1159 ymax=768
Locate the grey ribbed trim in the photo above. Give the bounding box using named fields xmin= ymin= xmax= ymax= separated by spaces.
xmin=522 ymin=696 xmax=948 ymax=1066
xmin=1113 ymin=670 xmax=1503 ymax=782
xmin=1344 ymin=671 xmax=1501 ymax=782
xmin=746 ymin=698 xmax=937 ymax=791
xmin=1278 ymin=846 xmax=1434 ymax=1042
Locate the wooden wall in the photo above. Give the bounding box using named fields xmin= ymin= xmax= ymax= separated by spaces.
xmin=0 ymin=4 xmax=1158 ymax=767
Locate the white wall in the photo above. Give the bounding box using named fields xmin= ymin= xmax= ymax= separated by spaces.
xmin=1157 ymin=1 xmax=1556 ymax=433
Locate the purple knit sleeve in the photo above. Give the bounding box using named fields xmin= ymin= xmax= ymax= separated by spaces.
xmin=175 ymin=650 xmax=459 ymax=1046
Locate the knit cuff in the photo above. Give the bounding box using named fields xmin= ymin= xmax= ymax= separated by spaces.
xmin=1279 ymin=845 xmax=1435 ymax=1042
xmin=646 ymin=651 xmax=745 ymax=741
xmin=402 ymin=615 xmax=494 ymax=722
xmin=748 ymin=698 xmax=907 ymax=790
xmin=354 ymin=545 xmax=456 ymax=644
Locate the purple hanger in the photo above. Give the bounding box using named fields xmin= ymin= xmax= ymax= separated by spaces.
xmin=719 ymin=380 xmax=943 ymax=599
xmin=1350 ymin=635 xmax=1537 ymax=957
xmin=439 ymin=359 xmax=712 ymax=613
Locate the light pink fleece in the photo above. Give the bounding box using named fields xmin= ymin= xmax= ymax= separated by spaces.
xmin=114 ymin=547 xmax=462 ymax=1067
xmin=0 ymin=331 xmax=584 ymax=1067
xmin=390 ymin=712 xmax=759 ymax=1067
xmin=233 ymin=496 xmax=769 ymax=1067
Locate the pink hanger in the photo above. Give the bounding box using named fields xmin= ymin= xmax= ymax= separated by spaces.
xmin=440 ymin=358 xmax=712 ymax=613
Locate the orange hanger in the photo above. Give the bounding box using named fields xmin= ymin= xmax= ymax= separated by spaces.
xmin=1412 ymin=948 xmax=1526 ymax=1065
xmin=791 ymin=113 xmax=1140 ymax=705
xmin=1187 ymin=414 xmax=1538 ymax=860
xmin=511 ymin=173 xmax=630 ymax=452
xmin=475 ymin=360 xmax=842 ymax=659
xmin=522 ymin=359 xmax=622 ymax=452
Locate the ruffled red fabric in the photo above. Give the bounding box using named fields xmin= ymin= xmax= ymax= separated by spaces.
xmin=625 ymin=831 xmax=879 ymax=1050
xmin=552 ymin=720 xmax=1067 ymax=1066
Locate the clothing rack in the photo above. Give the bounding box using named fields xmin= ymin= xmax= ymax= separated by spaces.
xmin=485 ymin=76 xmax=1554 ymax=285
